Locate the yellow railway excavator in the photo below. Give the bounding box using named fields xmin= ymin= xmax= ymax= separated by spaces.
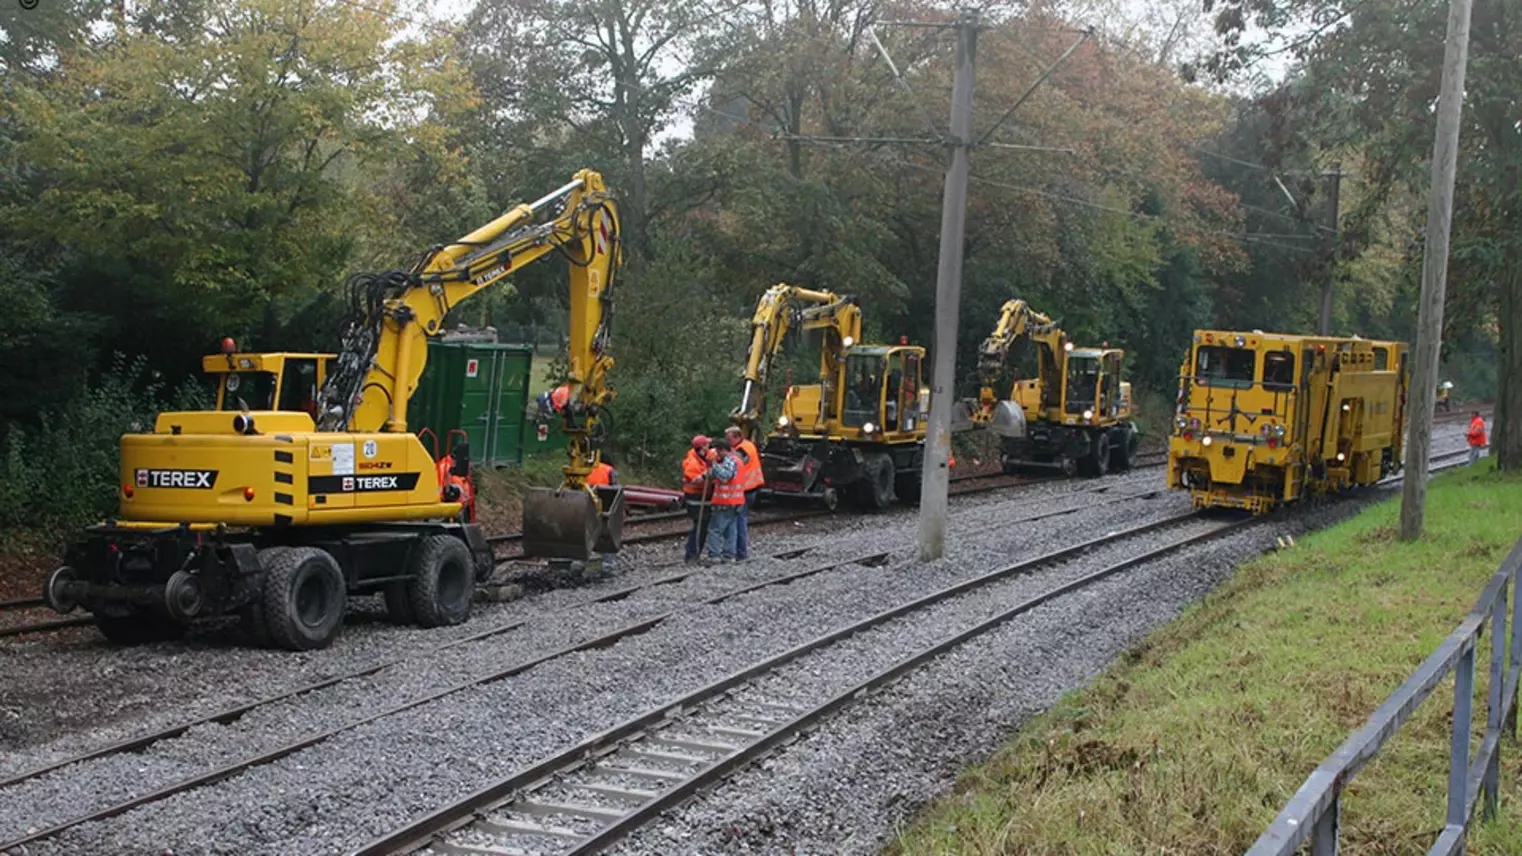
xmin=959 ymin=299 xmax=1139 ymax=477
xmin=43 ymin=170 xmax=625 ymax=650
xmin=735 ymin=283 xmax=930 ymax=511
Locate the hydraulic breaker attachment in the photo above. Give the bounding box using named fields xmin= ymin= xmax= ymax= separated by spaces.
xmin=521 ymin=485 xmax=626 ymax=560
xmin=990 ymin=401 xmax=1028 ymax=439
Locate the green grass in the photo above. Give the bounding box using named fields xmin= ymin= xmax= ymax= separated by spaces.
xmin=887 ymin=461 xmax=1522 ymax=856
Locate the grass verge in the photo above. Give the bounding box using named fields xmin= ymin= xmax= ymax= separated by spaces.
xmin=888 ymin=460 xmax=1522 ymax=855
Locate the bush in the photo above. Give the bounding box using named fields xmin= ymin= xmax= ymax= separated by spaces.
xmin=0 ymin=354 xmax=209 ymax=533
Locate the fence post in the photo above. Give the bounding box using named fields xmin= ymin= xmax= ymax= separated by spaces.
xmin=1449 ymin=641 xmax=1476 ymax=849
xmin=1485 ymin=582 xmax=1507 ymax=820
xmin=1510 ymin=567 xmax=1522 ymax=741
xmin=1311 ymin=795 xmax=1340 ymax=856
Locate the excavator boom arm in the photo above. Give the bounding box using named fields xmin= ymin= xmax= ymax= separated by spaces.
xmin=732 ymin=283 xmax=861 ymax=440
xmin=318 ymin=170 xmax=620 ymax=451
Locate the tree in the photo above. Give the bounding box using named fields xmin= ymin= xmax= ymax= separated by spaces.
xmin=1204 ymin=0 xmax=1521 ymax=470
xmin=462 ymin=0 xmax=742 ymax=264
xmin=0 ymin=0 xmax=477 ymax=378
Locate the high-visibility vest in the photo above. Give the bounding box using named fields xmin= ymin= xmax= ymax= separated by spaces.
xmin=551 ymin=384 xmax=571 ymax=412
xmin=682 ymin=449 xmax=710 ymax=496
xmin=587 ymin=463 xmax=614 ymax=486
xmin=736 ymin=439 xmax=764 ymax=491
xmin=710 ymin=467 xmax=746 ymax=506
xmin=1469 ymin=417 xmax=1488 ymax=447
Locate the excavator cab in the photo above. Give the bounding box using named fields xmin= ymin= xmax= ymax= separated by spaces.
xmin=204 ymin=348 xmax=336 ymax=420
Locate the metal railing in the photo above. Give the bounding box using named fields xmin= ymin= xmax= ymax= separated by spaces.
xmin=1247 ymin=535 xmax=1522 ymax=856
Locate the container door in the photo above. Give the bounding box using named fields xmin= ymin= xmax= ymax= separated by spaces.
xmin=494 ymin=349 xmax=532 ymax=466
xmin=457 ymin=346 xmax=494 ymax=460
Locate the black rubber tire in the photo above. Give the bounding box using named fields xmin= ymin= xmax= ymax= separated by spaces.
xmin=1110 ymin=426 xmax=1135 ymax=472
xmin=851 ymin=453 xmax=895 ymax=511
xmin=1083 ymin=432 xmax=1111 ymax=477
xmin=237 ymin=547 xmax=288 ymax=646
xmin=895 ymin=470 xmax=923 ymax=506
xmin=95 ymin=611 xmax=187 ymax=645
xmin=382 ymin=582 xmax=415 ymax=625
xmin=261 ymin=546 xmax=346 ymax=651
xmin=406 ymin=534 xmax=474 ymax=628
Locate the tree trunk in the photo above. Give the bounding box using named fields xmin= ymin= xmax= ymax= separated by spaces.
xmin=1495 ymin=261 xmax=1522 ymax=470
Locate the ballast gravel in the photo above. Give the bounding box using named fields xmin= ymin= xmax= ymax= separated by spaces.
xmin=0 ymin=427 xmax=1475 ymax=856
xmin=604 ymin=456 xmax=1476 ymax=855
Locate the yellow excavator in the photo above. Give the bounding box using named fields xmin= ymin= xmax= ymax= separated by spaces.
xmin=734 ymin=283 xmax=929 ymax=511
xmin=963 ymin=298 xmax=1139 ymax=477
xmin=43 ymin=170 xmax=624 ymax=649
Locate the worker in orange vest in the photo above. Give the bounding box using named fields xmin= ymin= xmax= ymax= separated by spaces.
xmin=436 ymin=441 xmax=476 ymax=523
xmin=682 ymin=436 xmax=712 ymax=562
xmin=1468 ymin=411 xmax=1488 ymax=466
xmin=587 ymin=453 xmax=618 ymax=487
xmin=703 ymin=437 xmax=745 ymax=563
xmin=723 ymin=426 xmax=765 ymax=561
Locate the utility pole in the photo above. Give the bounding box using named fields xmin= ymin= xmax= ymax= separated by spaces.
xmin=1400 ymin=0 xmax=1472 ymax=542
xmin=1318 ymin=163 xmax=1341 ymax=336
xmin=917 ymin=10 xmax=979 ymax=562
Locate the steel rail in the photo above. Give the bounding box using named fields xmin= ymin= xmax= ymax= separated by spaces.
xmin=0 ymin=538 xmax=886 ymax=794
xmin=0 ymin=546 xmax=907 ymax=852
xmin=356 ymin=451 xmax=1476 ymax=856
xmin=350 ymin=509 xmax=1213 ymax=856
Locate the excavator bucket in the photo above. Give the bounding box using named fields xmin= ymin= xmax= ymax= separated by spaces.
xmin=521 ymin=485 xmax=626 ymax=560
xmin=989 ymin=401 xmax=1028 ymax=439
xmin=951 ymin=400 xmax=978 ymax=433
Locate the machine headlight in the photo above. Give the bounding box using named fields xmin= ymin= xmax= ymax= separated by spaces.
xmin=863 ymin=422 xmax=876 ymax=434
xmin=1274 ymin=424 xmax=1286 ymax=437
xmin=1202 ymin=436 xmax=1213 ymax=447
xmin=1064 ymin=342 xmax=1074 ymax=352
xmin=778 ymin=415 xmax=790 ymax=428
xmin=842 ymin=336 xmax=855 ymax=347
xmin=1082 ymin=409 xmax=1094 ymax=421
xmin=1235 ymin=335 xmax=1247 ymax=347
xmin=1175 ymin=416 xmax=1188 ymax=431
xmin=1336 ymin=452 xmax=1346 ymax=461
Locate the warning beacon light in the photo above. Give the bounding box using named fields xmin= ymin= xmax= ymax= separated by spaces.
xmin=221 ymin=337 xmax=237 ymax=354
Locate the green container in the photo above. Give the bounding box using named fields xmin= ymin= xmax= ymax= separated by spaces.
xmin=412 ymin=340 xmax=534 ymax=467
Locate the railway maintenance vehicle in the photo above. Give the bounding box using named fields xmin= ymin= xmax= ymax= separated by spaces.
xmin=732 ymin=283 xmax=929 ymax=511
xmin=1167 ymin=330 xmax=1410 ymax=513
xmin=961 ymin=298 xmax=1139 ymax=477
xmin=42 ymin=170 xmax=626 ymax=649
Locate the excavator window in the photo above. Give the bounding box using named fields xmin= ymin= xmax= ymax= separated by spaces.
xmin=1064 ymin=355 xmax=1100 ymax=414
xmin=843 ymin=354 xmax=884 ymax=428
xmin=278 ymin=360 xmax=320 ymax=416
xmin=220 ymin=371 xmax=277 ymax=411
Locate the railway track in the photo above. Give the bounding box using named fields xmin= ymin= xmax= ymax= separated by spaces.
xmin=0 ymin=452 xmax=1470 ymax=853
xmin=350 ymin=450 xmax=1474 ymax=856
xmin=0 ymin=476 xmax=1159 ymax=851
xmin=355 ymin=511 xmax=1234 ymax=856
xmin=0 ymin=463 xmax=1094 ymax=641
xmin=490 ymin=454 xmax=1172 ymax=562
